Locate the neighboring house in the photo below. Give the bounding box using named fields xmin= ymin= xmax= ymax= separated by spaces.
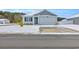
xmin=0 ymin=19 xmax=9 ymax=24
xmin=68 ymin=14 xmax=79 ymax=24
xmin=58 ymin=19 xmax=73 ymax=25
xmin=22 ymin=10 xmax=57 ymax=25
xmin=0 ymin=15 xmax=9 ymax=24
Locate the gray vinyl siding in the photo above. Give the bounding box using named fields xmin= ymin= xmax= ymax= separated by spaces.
xmin=69 ymin=17 xmax=79 ymax=24
xmin=38 ymin=15 xmax=57 ymax=25
xmin=73 ymin=17 xmax=79 ymax=24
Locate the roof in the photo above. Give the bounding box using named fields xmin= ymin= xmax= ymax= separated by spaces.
xmin=68 ymin=14 xmax=79 ymax=19
xmin=25 ymin=10 xmax=57 ymax=16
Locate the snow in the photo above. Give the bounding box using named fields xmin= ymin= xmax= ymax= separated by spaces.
xmin=40 ymin=33 xmax=79 ymax=35
xmin=59 ymin=25 xmax=79 ymax=31
xmin=0 ymin=25 xmax=79 ymax=34
xmin=0 ymin=25 xmax=40 ymax=34
xmin=38 ymin=25 xmax=79 ymax=31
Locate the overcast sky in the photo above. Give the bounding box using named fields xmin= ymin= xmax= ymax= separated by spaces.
xmin=0 ymin=9 xmax=79 ymax=18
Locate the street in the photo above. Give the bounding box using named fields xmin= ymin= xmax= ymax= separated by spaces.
xmin=0 ymin=34 xmax=79 ymax=48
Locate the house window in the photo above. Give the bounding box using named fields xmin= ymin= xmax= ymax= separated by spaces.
xmin=29 ymin=17 xmax=32 ymax=21
xmin=25 ymin=17 xmax=32 ymax=22
xmin=25 ymin=17 xmax=28 ymax=22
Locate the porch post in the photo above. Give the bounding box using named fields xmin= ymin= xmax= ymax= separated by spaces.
xmin=33 ymin=17 xmax=34 ymax=25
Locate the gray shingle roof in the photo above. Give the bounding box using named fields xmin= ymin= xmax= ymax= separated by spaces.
xmin=34 ymin=10 xmax=57 ymax=16
xmin=68 ymin=14 xmax=79 ymax=19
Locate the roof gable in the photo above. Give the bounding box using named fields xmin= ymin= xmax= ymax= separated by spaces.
xmin=34 ymin=10 xmax=57 ymax=16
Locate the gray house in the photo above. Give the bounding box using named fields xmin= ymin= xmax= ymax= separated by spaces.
xmin=22 ymin=10 xmax=57 ymax=25
xmin=68 ymin=14 xmax=79 ymax=24
xmin=58 ymin=19 xmax=73 ymax=25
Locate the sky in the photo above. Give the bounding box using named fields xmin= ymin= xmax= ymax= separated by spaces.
xmin=0 ymin=9 xmax=79 ymax=18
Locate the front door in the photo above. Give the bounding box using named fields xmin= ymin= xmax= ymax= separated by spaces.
xmin=34 ymin=17 xmax=38 ymax=24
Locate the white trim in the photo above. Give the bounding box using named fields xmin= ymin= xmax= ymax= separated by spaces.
xmin=38 ymin=15 xmax=56 ymax=16
xmin=33 ymin=16 xmax=34 ymax=25
xmin=22 ymin=16 xmax=25 ymax=24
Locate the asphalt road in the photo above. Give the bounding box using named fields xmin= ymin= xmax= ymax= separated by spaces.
xmin=0 ymin=34 xmax=79 ymax=49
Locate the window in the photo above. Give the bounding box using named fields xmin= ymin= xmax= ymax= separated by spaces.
xmin=29 ymin=17 xmax=32 ymax=21
xmin=25 ymin=17 xmax=32 ymax=22
xmin=25 ymin=17 xmax=28 ymax=22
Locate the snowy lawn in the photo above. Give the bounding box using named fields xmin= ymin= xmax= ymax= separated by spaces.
xmin=59 ymin=25 xmax=79 ymax=31
xmin=0 ymin=24 xmax=79 ymax=34
xmin=0 ymin=25 xmax=39 ymax=34
xmin=38 ymin=25 xmax=79 ymax=31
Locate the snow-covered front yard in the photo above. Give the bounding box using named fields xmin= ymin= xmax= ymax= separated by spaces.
xmin=0 ymin=25 xmax=39 ymax=34
xmin=0 ymin=24 xmax=79 ymax=34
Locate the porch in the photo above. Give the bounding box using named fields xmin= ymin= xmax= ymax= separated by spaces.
xmin=23 ymin=16 xmax=39 ymax=25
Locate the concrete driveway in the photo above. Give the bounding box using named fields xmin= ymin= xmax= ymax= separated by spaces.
xmin=0 ymin=34 xmax=79 ymax=48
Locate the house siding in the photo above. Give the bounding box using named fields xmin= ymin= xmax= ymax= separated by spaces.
xmin=38 ymin=15 xmax=57 ymax=25
xmin=73 ymin=17 xmax=79 ymax=24
xmin=69 ymin=17 xmax=79 ymax=24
